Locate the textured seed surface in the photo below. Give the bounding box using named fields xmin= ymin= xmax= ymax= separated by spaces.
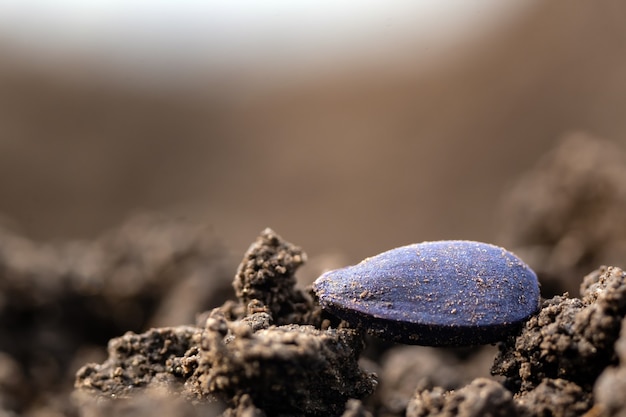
xmin=313 ymin=240 xmax=540 ymax=346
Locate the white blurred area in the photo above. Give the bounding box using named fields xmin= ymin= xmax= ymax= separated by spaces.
xmin=0 ymin=1 xmax=536 ymax=90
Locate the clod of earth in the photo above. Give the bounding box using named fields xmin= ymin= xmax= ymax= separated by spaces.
xmin=74 ymin=228 xmax=377 ymax=417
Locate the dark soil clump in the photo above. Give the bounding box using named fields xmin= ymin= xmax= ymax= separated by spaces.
xmin=493 ymin=266 xmax=626 ymax=392
xmin=406 ymin=378 xmax=516 ymax=417
xmin=75 ymin=228 xmax=377 ymax=416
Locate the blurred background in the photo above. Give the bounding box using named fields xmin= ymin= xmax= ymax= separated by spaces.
xmin=1 ymin=0 xmax=625 ymax=265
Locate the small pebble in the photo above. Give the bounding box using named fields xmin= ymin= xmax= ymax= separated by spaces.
xmin=313 ymin=240 xmax=540 ymax=346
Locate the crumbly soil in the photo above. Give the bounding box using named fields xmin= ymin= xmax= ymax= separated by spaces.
xmin=3 ymin=133 xmax=626 ymax=416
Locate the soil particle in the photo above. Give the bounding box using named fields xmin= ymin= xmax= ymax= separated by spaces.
xmin=221 ymin=394 xmax=266 ymax=417
xmin=515 ymin=378 xmax=590 ymax=417
xmin=594 ymin=318 xmax=626 ymax=417
xmin=74 ymin=228 xmax=376 ymax=416
xmin=405 ymin=378 xmax=516 ymax=417
xmin=342 ymin=399 xmax=374 ymax=417
xmin=407 ymin=377 xmax=589 ymax=417
xmin=376 ymin=346 xmax=496 ymax=414
xmin=232 ymin=227 xmax=313 ymax=325
xmin=492 ymin=266 xmax=626 ymax=393
xmin=191 ymin=309 xmax=376 ymax=416
xmin=74 ymin=326 xmax=200 ymax=399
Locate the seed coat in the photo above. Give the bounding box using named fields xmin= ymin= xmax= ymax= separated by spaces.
xmin=313 ymin=240 xmax=540 ymax=346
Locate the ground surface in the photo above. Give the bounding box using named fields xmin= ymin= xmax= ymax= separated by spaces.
xmin=2 ymin=134 xmax=626 ymax=416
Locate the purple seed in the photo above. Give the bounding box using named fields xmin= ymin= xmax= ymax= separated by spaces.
xmin=312 ymin=240 xmax=540 ymax=346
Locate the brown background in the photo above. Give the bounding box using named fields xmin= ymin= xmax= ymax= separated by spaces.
xmin=0 ymin=0 xmax=625 ymax=268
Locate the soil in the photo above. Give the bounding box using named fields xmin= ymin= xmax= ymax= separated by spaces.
xmin=3 ymin=133 xmax=626 ymax=416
